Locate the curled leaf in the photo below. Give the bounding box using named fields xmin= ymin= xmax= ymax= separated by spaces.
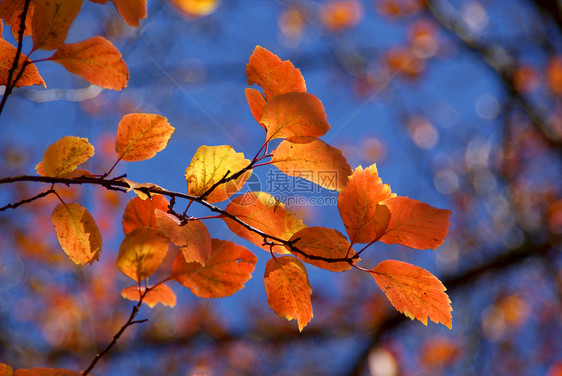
xmin=171 ymin=239 xmax=257 ymax=298
xmin=36 ymin=136 xmax=94 ymax=178
xmin=50 ymin=36 xmax=129 ymax=90
xmin=121 ymin=284 xmax=177 ymax=308
xmin=264 ymin=256 xmax=313 ymax=331
xmin=370 ymin=260 xmax=452 ymax=329
xmin=51 ymin=203 xmax=102 ymax=265
xmin=115 ymin=113 xmax=175 ymax=162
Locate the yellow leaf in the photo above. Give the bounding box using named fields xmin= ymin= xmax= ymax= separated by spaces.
xmin=222 ymin=192 xmax=307 ymax=254
xmin=32 ymin=0 xmax=82 ymax=51
xmin=36 ymin=136 xmax=94 ymax=178
xmin=51 ymin=202 xmax=102 ymax=265
xmin=370 ymin=260 xmax=452 ymax=329
xmin=171 ymin=239 xmax=257 ymax=298
xmin=288 ymin=226 xmax=355 ymax=272
xmin=155 ymin=210 xmax=212 ymax=266
xmin=121 ymin=284 xmax=177 ymax=308
xmin=261 ymin=92 xmax=330 ymax=141
xmin=185 ymin=145 xmax=251 ymax=203
xmin=272 ymin=136 xmax=352 ymax=191
xmin=170 ymin=0 xmax=220 ymax=18
xmin=115 ymin=113 xmax=175 ymax=162
xmin=116 ymin=227 xmax=170 ymax=282
xmin=337 ymin=164 xmax=395 ymax=243
xmin=0 ymin=40 xmax=45 ymax=88
xmin=50 ymin=36 xmax=129 ymax=90
xmin=264 ymin=256 xmax=313 ymax=331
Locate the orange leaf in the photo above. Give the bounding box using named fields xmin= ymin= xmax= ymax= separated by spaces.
xmin=115 ymin=113 xmax=175 ymax=162
xmin=184 ymin=145 xmax=252 ymax=203
xmin=171 ymin=239 xmax=257 ymax=298
xmin=117 ymin=178 xmax=164 ymax=200
xmin=36 ymin=136 xmax=94 ymax=178
xmin=222 ymin=192 xmax=307 ymax=254
xmin=245 ymin=88 xmax=266 ymax=128
xmin=122 ymin=194 xmax=169 ymax=235
xmin=170 ymin=0 xmax=220 ymax=18
xmin=116 ymin=226 xmax=170 ymax=282
xmin=0 ymin=39 xmax=45 ymax=88
xmin=246 ymin=45 xmax=306 ymax=101
xmin=264 ymin=256 xmax=313 ymax=331
xmin=51 ymin=202 xmax=102 ymax=265
xmin=14 ymin=369 xmax=81 ymax=376
xmin=288 ymin=226 xmax=355 ymax=272
xmin=271 ymin=136 xmax=352 ymax=191
xmin=547 ymin=55 xmax=562 ymax=95
xmin=338 ymin=164 xmax=395 ymax=243
xmin=261 ymin=92 xmax=330 ymax=141
xmin=378 ymin=196 xmax=451 ymax=250
xmin=113 ymin=0 xmax=147 ymax=27
xmin=321 ymin=0 xmax=363 ymax=32
xmin=50 ymin=36 xmax=129 ymax=90
xmin=155 ymin=210 xmax=212 ymax=266
xmin=0 ymin=363 xmax=13 ymax=376
xmin=121 ymin=284 xmax=177 ymax=308
xmin=32 ymin=0 xmax=82 ymax=51
xmin=0 ymin=0 xmax=34 ymax=39
xmin=370 ymin=260 xmax=452 ymax=328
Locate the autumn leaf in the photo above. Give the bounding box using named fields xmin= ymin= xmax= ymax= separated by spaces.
xmin=0 ymin=0 xmax=34 ymax=39
xmin=288 ymin=226 xmax=356 ymax=272
xmin=370 ymin=260 xmax=452 ymax=329
xmin=49 ymin=36 xmax=129 ymax=90
xmin=155 ymin=210 xmax=212 ymax=266
xmin=185 ymin=145 xmax=252 ymax=203
xmin=222 ymin=192 xmax=307 ymax=254
xmin=32 ymin=0 xmax=82 ymax=51
xmin=0 ymin=363 xmax=13 ymax=376
xmin=261 ymin=92 xmax=330 ymax=141
xmin=13 ymin=369 xmax=82 ymax=376
xmin=338 ymin=164 xmax=395 ymax=243
xmin=264 ymin=256 xmax=313 ymax=331
xmin=117 ymin=178 xmax=164 ymax=200
xmin=0 ymin=39 xmax=45 ymax=88
xmin=272 ymin=136 xmax=352 ymax=191
xmin=171 ymin=239 xmax=257 ymax=298
xmin=377 ymin=196 xmax=451 ymax=250
xmin=51 ymin=203 xmax=102 ymax=265
xmin=245 ymin=88 xmax=266 ymax=128
xmin=113 ymin=0 xmax=147 ymax=27
xmin=170 ymin=0 xmax=220 ymax=18
xmin=246 ymin=45 xmax=306 ymax=101
xmin=121 ymin=284 xmax=177 ymax=308
xmin=116 ymin=226 xmax=170 ymax=282
xmin=122 ymin=194 xmax=169 ymax=235
xmin=36 ymin=136 xmax=94 ymax=178
xmin=115 ymin=113 xmax=175 ymax=162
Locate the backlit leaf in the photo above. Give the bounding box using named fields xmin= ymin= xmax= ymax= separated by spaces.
xmin=155 ymin=210 xmax=212 ymax=266
xmin=36 ymin=136 xmax=94 ymax=178
xmin=116 ymin=227 xmax=170 ymax=282
xmin=171 ymin=239 xmax=257 ymax=298
xmin=0 ymin=0 xmax=34 ymax=39
xmin=261 ymin=92 xmax=330 ymax=141
xmin=272 ymin=136 xmax=352 ymax=191
xmin=378 ymin=196 xmax=451 ymax=250
xmin=51 ymin=203 xmax=102 ymax=265
xmin=338 ymin=164 xmax=395 ymax=243
xmin=115 ymin=113 xmax=175 ymax=162
xmin=245 ymin=88 xmax=266 ymax=128
xmin=170 ymin=0 xmax=220 ymax=18
xmin=288 ymin=226 xmax=355 ymax=272
xmin=50 ymin=36 xmax=129 ymax=90
xmin=246 ymin=45 xmax=306 ymax=101
xmin=370 ymin=260 xmax=452 ymax=328
xmin=0 ymin=363 xmax=13 ymax=376
xmin=222 ymin=192 xmax=307 ymax=254
xmin=264 ymin=256 xmax=313 ymax=331
xmin=32 ymin=0 xmax=82 ymax=51
xmin=0 ymin=39 xmax=45 ymax=87
xmin=122 ymin=194 xmax=170 ymax=235
xmin=185 ymin=145 xmax=252 ymax=203
xmin=14 ymin=369 xmax=82 ymax=376
xmin=121 ymin=284 xmax=177 ymax=308
xmin=113 ymin=0 xmax=147 ymax=27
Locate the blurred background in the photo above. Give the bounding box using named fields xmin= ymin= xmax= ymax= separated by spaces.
xmin=1 ymin=0 xmax=561 ymax=375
